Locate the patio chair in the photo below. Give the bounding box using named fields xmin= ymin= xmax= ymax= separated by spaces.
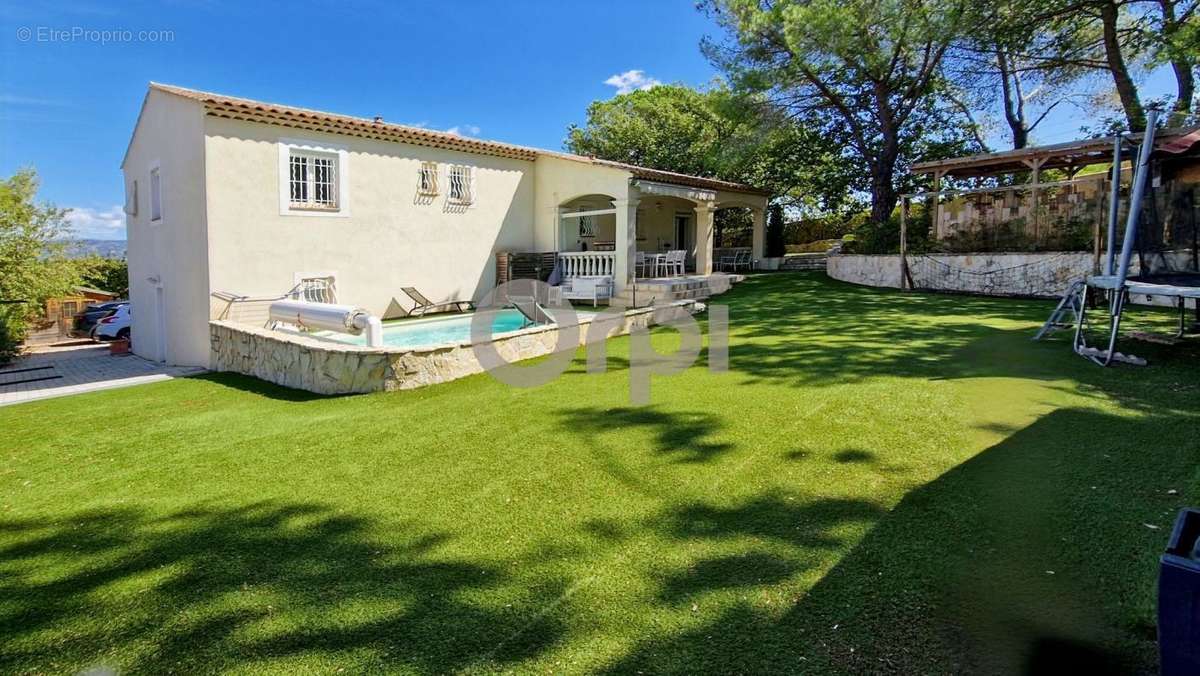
xmin=666 ymin=250 xmax=685 ymax=276
xmin=716 ymin=250 xmax=749 ymax=272
xmin=635 ymin=251 xmax=650 ymax=278
xmin=719 ymin=250 xmax=753 ymax=272
xmin=559 ymin=276 xmax=613 ymax=307
xmin=401 ymin=287 xmax=475 ymax=317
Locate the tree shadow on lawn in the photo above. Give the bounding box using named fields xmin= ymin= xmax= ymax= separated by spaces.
xmin=721 ymin=273 xmax=1200 ymax=393
xmin=185 ymin=372 xmax=345 ymax=402
xmin=601 ymin=404 xmax=1195 ymax=675
xmin=558 ymin=406 xmax=733 ymax=465
xmin=0 ymin=502 xmax=566 ymax=674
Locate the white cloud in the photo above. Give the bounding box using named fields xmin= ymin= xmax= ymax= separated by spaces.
xmin=444 ymin=124 xmax=481 ymax=136
xmin=66 ymin=205 xmax=126 ymax=240
xmin=0 ymin=94 xmax=62 ymax=106
xmin=603 ymin=70 xmax=661 ymax=95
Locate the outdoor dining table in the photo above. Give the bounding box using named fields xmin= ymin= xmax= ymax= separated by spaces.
xmin=646 ymin=252 xmax=668 ymax=277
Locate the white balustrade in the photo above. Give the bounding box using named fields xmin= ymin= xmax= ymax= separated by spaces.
xmin=558 ymin=251 xmax=615 ymax=278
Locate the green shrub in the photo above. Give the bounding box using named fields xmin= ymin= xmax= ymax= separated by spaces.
xmin=785 ymin=239 xmax=840 ymax=253
xmin=80 ymin=256 xmax=129 ymax=296
xmin=0 ymin=306 xmax=24 ymax=366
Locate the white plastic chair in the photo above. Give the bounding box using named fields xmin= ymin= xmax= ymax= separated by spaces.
xmin=668 ymin=250 xmax=685 ymax=276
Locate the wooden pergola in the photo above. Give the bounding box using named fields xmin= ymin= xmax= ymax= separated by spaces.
xmin=909 ymin=127 xmax=1200 ymax=225
xmin=897 ymin=126 xmax=1200 ymax=289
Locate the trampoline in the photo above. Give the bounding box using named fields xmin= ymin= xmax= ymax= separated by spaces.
xmin=1063 ymin=110 xmax=1200 ymax=365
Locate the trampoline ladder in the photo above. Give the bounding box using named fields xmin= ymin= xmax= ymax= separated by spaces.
xmin=1034 ymin=280 xmax=1086 ymax=341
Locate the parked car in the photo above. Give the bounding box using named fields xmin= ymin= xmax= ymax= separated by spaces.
xmin=93 ymin=304 xmax=131 ymax=341
xmin=73 ymin=301 xmax=128 ymax=338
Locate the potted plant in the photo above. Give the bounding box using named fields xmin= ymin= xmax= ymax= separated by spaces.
xmin=110 ymin=337 xmax=131 ymax=355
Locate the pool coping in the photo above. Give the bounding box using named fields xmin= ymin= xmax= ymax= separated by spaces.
xmin=289 ymin=307 xmax=602 ymax=351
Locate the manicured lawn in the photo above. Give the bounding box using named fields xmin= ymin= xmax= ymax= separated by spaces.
xmin=2 ymin=272 xmax=1197 ymax=674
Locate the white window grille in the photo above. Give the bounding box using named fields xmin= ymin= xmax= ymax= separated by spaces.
xmin=289 ymin=150 xmax=339 ymax=210
xmin=448 ymin=165 xmax=474 ymax=204
xmin=149 ymin=167 xmax=162 ymax=221
xmin=418 ymin=161 xmax=439 ymax=195
xmin=124 ymin=179 xmax=138 ymax=217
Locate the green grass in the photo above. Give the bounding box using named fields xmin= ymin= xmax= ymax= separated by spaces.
xmin=2 ymin=273 xmax=1198 ymax=674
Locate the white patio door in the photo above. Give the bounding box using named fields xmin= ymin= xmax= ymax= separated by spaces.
xmin=674 ymin=214 xmax=693 ymax=269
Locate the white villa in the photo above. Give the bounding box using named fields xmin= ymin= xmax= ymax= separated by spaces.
xmin=122 ymin=83 xmax=769 ymax=367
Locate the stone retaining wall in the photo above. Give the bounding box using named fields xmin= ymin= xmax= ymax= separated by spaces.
xmin=827 ymin=252 xmax=1095 ymax=298
xmin=210 ymin=302 xmax=701 ymax=395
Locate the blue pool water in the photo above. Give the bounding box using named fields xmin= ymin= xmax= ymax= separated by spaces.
xmin=319 ymin=309 xmax=581 ymax=349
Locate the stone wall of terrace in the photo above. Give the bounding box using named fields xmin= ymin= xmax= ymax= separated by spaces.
xmin=210 ymin=302 xmax=701 ymax=395
xmin=827 ymin=252 xmax=1095 ymax=298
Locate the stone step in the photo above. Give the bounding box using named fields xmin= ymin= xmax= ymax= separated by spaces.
xmin=612 ymin=275 xmax=744 ymax=304
xmin=781 ymin=254 xmax=828 ymax=271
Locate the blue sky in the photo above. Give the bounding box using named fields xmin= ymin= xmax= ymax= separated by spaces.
xmin=0 ymin=1 xmax=1179 ymax=240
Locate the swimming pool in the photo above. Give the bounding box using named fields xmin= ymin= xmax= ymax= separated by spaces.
xmin=317 ymin=309 xmax=593 ymax=349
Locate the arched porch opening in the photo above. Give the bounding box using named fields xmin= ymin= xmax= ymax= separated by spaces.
xmin=557 ymin=194 xmax=618 ymax=253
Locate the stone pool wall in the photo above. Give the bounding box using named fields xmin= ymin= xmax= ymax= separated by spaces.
xmin=210 ymin=301 xmax=701 ymax=395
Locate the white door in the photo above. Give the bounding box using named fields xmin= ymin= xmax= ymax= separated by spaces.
xmin=154 ymin=286 xmax=167 ymax=363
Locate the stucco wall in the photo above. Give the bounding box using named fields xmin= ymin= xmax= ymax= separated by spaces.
xmin=122 ymin=90 xmax=210 ymax=366
xmin=532 ymin=155 xmax=632 ymax=252
xmin=203 ymin=117 xmax=536 ymax=324
xmin=210 ymin=301 xmax=700 ymax=394
xmin=828 ymin=252 xmax=1096 ymax=298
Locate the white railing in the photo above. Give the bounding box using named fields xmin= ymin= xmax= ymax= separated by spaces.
xmin=559 ymin=251 xmax=615 ymax=278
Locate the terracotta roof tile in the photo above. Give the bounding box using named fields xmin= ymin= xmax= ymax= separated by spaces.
xmin=149 ymin=83 xmax=768 ymax=196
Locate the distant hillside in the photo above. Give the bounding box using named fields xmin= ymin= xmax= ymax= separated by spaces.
xmin=61 ymin=240 xmax=127 ymax=259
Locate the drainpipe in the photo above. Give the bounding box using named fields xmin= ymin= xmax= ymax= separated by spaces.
xmin=1104 ymin=134 xmax=1123 ymax=276
xmin=1113 ymin=108 xmax=1159 ymax=307
xmin=352 ymin=313 xmax=384 ymax=348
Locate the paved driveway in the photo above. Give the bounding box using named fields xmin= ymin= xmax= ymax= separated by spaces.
xmin=0 ymin=343 xmax=205 ymax=407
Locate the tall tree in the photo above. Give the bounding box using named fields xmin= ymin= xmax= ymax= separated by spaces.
xmin=945 ymin=29 xmax=1086 ymax=149
xmin=996 ymin=0 xmax=1198 ymax=132
xmin=1151 ymin=0 xmax=1198 ymax=125
xmin=703 ymin=0 xmax=970 ymax=224
xmin=566 ymin=83 xmax=858 ymax=214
